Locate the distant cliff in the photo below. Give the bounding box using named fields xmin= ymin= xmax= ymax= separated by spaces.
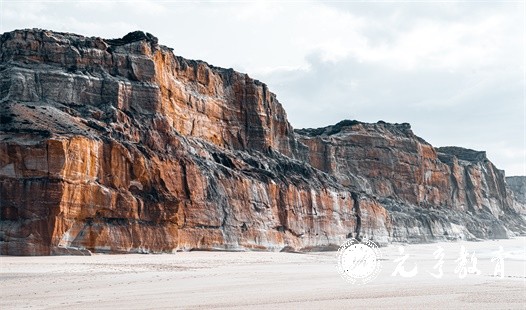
xmin=1 ymin=29 xmax=525 ymax=255
xmin=506 ymin=176 xmax=526 ymax=204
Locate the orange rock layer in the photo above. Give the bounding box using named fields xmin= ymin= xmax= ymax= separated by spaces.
xmin=0 ymin=30 xmax=524 ymax=255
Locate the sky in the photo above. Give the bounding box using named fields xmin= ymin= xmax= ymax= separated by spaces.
xmin=1 ymin=0 xmax=525 ymax=176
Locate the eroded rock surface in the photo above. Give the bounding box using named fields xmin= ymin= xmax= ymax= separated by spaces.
xmin=1 ymin=29 xmax=524 ymax=255
xmin=297 ymin=122 xmax=526 ymax=242
xmin=506 ymin=176 xmax=526 ymax=205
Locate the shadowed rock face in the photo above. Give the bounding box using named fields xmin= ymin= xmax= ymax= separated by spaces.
xmin=506 ymin=176 xmax=526 ymax=205
xmin=1 ymin=29 xmax=525 ymax=255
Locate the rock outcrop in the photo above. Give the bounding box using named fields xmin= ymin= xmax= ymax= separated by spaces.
xmin=297 ymin=122 xmax=526 ymax=242
xmin=506 ymin=176 xmax=526 ymax=205
xmin=1 ymin=29 xmax=525 ymax=255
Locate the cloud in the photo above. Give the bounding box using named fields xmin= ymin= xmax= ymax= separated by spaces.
xmin=0 ymin=0 xmax=523 ymax=175
xmin=0 ymin=1 xmax=141 ymax=37
xmin=259 ymin=50 xmax=523 ymax=175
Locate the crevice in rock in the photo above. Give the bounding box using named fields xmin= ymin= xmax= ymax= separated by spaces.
xmin=179 ymin=159 xmax=191 ymax=200
xmin=211 ymin=152 xmax=236 ymax=169
xmin=463 ymin=169 xmax=477 ymax=213
xmin=351 ymin=192 xmax=361 ymax=240
xmin=274 ymin=226 xmax=303 ymax=238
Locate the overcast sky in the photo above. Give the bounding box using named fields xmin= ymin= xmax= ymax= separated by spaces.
xmin=1 ymin=0 xmax=524 ymax=176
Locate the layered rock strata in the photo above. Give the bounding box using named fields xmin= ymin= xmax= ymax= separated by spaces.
xmin=506 ymin=176 xmax=526 ymax=205
xmin=1 ymin=29 xmax=524 ymax=255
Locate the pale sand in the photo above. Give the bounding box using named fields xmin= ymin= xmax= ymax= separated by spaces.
xmin=1 ymin=238 xmax=525 ymax=309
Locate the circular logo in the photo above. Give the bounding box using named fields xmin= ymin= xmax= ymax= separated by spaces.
xmin=337 ymin=238 xmax=382 ymax=284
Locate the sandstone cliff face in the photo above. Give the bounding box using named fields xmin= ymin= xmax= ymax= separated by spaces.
xmin=296 ymin=122 xmax=525 ymax=242
xmin=0 ymin=29 xmax=524 ymax=255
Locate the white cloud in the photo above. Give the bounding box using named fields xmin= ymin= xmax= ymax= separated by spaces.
xmin=0 ymin=0 xmax=524 ymax=175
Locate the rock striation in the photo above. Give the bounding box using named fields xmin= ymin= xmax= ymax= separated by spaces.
xmin=1 ymin=29 xmax=525 ymax=255
xmin=297 ymin=122 xmax=526 ymax=242
xmin=506 ymin=176 xmax=526 ymax=205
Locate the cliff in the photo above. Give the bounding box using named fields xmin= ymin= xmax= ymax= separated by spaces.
xmin=1 ymin=29 xmax=524 ymax=255
xmin=506 ymin=176 xmax=526 ymax=205
xmin=296 ymin=122 xmax=525 ymax=242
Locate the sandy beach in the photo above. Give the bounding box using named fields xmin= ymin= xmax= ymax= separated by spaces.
xmin=1 ymin=237 xmax=525 ymax=309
